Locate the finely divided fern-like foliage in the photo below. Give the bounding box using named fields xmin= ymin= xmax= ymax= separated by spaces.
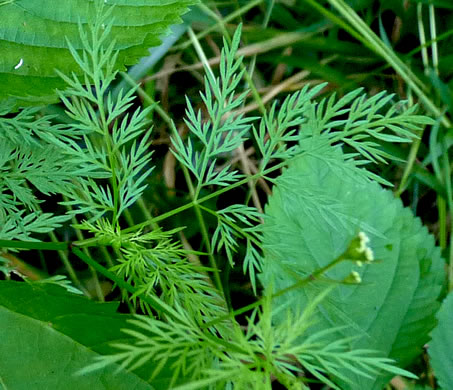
xmin=54 ymin=6 xmax=156 ymax=223
xmin=0 ymin=2 xmax=444 ymax=389
xmin=0 ymin=100 xmax=78 ymax=238
xmin=171 ymin=25 xmax=255 ymax=196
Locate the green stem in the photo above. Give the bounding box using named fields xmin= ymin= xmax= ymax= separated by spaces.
xmin=441 ymin=143 xmax=453 ymax=291
xmin=395 ymin=135 xmax=423 ymax=197
xmin=203 ymin=248 xmax=350 ymax=329
xmin=429 ymin=4 xmax=439 ymax=76
xmin=0 ymin=240 xmax=68 ymax=250
xmin=199 ymin=204 xmax=262 ymax=247
xmin=193 ymin=204 xmax=224 ymax=295
xmin=438 ymin=196 xmax=447 ymax=249
xmin=71 ymin=225 xmax=104 ymax=301
xmin=62 ymin=194 xmax=105 ymax=300
xmin=120 ymin=71 xmax=173 ymax=126
xmin=417 ymin=3 xmax=429 ymax=76
xmin=121 ymin=157 xmax=286 ymax=234
xmin=48 ymin=231 xmax=89 ymax=297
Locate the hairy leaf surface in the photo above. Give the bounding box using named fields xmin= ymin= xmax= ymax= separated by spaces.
xmin=428 ymin=292 xmax=453 ymax=390
xmin=0 ymin=0 xmax=197 ymax=106
xmin=259 ymin=145 xmax=444 ymax=389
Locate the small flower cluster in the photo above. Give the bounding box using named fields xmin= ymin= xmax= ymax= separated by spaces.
xmin=344 ymin=231 xmax=375 ymax=266
xmin=344 ymin=270 xmax=362 ymax=284
xmin=343 ymin=231 xmax=375 ymax=284
xmin=356 ymin=231 xmax=374 ymax=266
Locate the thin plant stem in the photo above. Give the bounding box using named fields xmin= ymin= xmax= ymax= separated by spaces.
xmin=188 ymin=26 xmax=215 ymax=81
xmin=61 ymin=194 xmax=105 ymax=300
xmin=193 ymin=204 xmax=224 ymax=295
xmin=0 ymin=240 xmax=68 ymax=250
xmin=199 ymin=204 xmax=261 ymax=246
xmin=72 ymin=232 xmax=105 ymax=302
xmin=449 ymin=234 xmax=453 ymax=292
xmin=429 ymin=4 xmax=439 ymax=76
xmin=203 ymin=248 xmax=352 ymax=329
xmin=417 ymin=3 xmax=429 ymax=76
xmin=438 ymin=196 xmax=447 ymax=249
xmin=429 ymin=124 xmax=449 ymax=251
xmin=48 ymin=231 xmax=90 ymax=296
xmin=441 ymin=144 xmax=453 ymax=290
xmin=395 ymin=91 xmax=423 ymax=198
xmin=395 ymin=137 xmax=422 ymax=197
xmin=120 ymin=72 xmax=172 ymax=126
xmin=243 ymin=0 xmax=274 ymax=79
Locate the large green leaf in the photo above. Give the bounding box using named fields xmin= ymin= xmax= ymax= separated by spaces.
xmin=0 ymin=281 xmax=178 ymax=389
xmin=259 ymin=145 xmax=444 ymax=389
xmin=0 ymin=307 xmax=154 ymax=389
xmin=0 ymin=0 xmax=198 ymax=106
xmin=428 ymin=292 xmax=453 ymax=390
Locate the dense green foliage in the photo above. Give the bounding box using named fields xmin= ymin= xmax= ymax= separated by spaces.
xmin=0 ymin=0 xmax=452 ymax=389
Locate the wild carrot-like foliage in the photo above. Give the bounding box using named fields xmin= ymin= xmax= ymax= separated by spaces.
xmin=0 ymin=2 xmax=446 ymax=389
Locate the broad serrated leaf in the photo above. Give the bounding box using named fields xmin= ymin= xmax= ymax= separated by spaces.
xmin=0 ymin=0 xmax=198 ymax=106
xmin=259 ymin=146 xmax=444 ymax=389
xmin=428 ymin=292 xmax=453 ymax=390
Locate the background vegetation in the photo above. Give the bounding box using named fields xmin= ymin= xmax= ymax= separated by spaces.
xmin=0 ymin=0 xmax=452 ymax=389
